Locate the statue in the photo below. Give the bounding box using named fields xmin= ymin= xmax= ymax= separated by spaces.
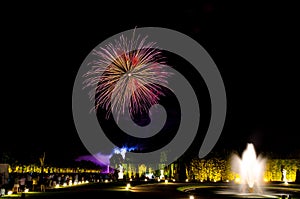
xmin=118 ymin=164 xmax=124 ymax=179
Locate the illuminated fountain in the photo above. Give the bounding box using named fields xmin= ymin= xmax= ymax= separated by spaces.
xmin=183 ymin=143 xmax=297 ymax=198
xmin=231 ymin=143 xmax=266 ymax=194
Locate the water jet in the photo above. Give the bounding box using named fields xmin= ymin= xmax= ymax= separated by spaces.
xmin=231 ymin=143 xmax=266 ymax=194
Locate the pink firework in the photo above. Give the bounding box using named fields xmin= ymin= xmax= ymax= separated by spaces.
xmin=83 ymin=29 xmax=171 ymax=120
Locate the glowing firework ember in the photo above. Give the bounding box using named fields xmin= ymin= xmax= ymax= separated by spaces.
xmin=83 ymin=29 xmax=172 ymax=120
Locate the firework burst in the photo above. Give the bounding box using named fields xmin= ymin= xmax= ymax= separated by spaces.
xmin=83 ymin=29 xmax=172 ymax=121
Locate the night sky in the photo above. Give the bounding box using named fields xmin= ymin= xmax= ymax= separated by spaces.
xmin=2 ymin=2 xmax=299 ymax=164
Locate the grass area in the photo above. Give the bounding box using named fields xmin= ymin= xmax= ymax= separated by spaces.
xmin=0 ymin=181 xmax=149 ymax=198
xmin=1 ymin=182 xmax=299 ymax=198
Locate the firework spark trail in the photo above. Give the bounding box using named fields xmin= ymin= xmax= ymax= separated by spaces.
xmin=83 ymin=29 xmax=172 ymax=121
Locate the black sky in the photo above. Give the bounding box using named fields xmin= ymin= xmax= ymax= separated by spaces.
xmin=1 ymin=1 xmax=299 ymax=163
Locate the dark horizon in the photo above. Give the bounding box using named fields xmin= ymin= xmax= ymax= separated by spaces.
xmin=2 ymin=2 xmax=299 ymax=165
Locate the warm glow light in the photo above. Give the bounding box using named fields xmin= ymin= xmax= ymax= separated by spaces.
xmin=158 ymin=178 xmax=161 ymax=182
xmin=185 ymin=179 xmax=189 ymax=182
xmin=105 ymin=179 xmax=108 ymax=183
xmin=7 ymin=191 xmax=13 ymax=195
xmin=165 ymin=180 xmax=168 ymax=184
xmin=55 ymin=184 xmax=60 ymax=188
xmin=24 ymin=188 xmax=29 ymax=193
xmin=125 ymin=183 xmax=131 ymax=191
xmin=235 ymin=177 xmax=240 ymax=183
xmin=189 ymin=195 xmax=195 ymax=199
xmin=172 ymin=179 xmax=175 ymax=182
xmin=144 ymin=179 xmax=147 ymax=182
xmin=63 ymin=182 xmax=67 ymax=186
xmin=130 ymin=178 xmax=132 ymax=181
xmin=85 ymin=180 xmax=89 ymax=183
xmin=264 ymin=178 xmax=269 ymax=182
